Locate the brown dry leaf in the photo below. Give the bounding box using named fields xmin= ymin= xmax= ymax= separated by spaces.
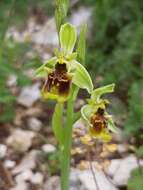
xmin=73 ymin=128 xmax=84 ymax=137
xmin=100 ymin=151 xmax=109 ymax=158
xmin=92 ymin=161 xmax=102 ymax=171
xmin=104 ymin=144 xmax=117 ymax=153
xmin=0 ymin=161 xmax=14 ymax=189
xmin=71 ymin=147 xmax=83 ymax=155
xmin=80 ymin=135 xmax=94 ymax=146
xmin=77 ymin=160 xmax=89 ymax=170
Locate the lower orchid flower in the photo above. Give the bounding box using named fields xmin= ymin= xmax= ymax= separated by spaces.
xmin=81 ymin=84 xmax=118 ymax=142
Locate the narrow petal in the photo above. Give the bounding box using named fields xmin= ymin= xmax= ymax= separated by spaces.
xmin=91 ymin=84 xmax=115 ymax=102
xmin=35 ymin=57 xmax=57 ymax=77
xmin=107 ymin=116 xmax=118 ymax=133
xmin=81 ymin=104 xmax=93 ymax=126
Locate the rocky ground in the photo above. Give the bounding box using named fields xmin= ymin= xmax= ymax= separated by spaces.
xmin=0 ymin=6 xmax=142 ymax=190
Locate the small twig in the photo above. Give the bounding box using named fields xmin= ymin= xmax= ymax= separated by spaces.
xmin=102 ymin=168 xmax=116 ymax=186
xmin=87 ymin=146 xmax=100 ymax=190
xmin=0 ymin=160 xmax=14 ymax=189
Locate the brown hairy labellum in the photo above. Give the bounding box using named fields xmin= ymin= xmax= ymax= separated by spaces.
xmin=90 ymin=108 xmax=107 ymax=133
xmin=43 ymin=62 xmax=72 ymax=98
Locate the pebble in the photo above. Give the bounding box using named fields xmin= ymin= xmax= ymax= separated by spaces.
xmin=4 ymin=160 xmax=16 ymax=169
xmin=17 ymin=83 xmax=41 ymax=107
xmin=70 ymin=7 xmax=92 ymax=28
xmin=28 ymin=117 xmax=42 ymax=131
xmin=7 ymin=74 xmax=17 ymax=87
xmin=15 ymin=169 xmax=33 ymax=183
xmin=117 ymin=144 xmax=128 ymax=154
xmin=11 ymin=182 xmax=28 ymax=190
xmin=44 ymin=176 xmax=60 ymax=190
xmin=107 ymin=154 xmax=143 ymax=186
xmin=78 ymin=169 xmax=118 ymax=190
xmin=13 ymin=150 xmax=39 ymax=175
xmin=31 ymin=172 xmax=44 ymax=184
xmin=7 ymin=129 xmax=35 ymax=152
xmin=0 ymin=144 xmax=7 ymax=158
xmin=42 ymin=144 xmax=56 ymax=154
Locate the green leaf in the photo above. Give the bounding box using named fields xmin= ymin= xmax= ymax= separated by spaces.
xmin=52 ymin=103 xmax=64 ymax=145
xmin=35 ymin=57 xmax=57 ymax=77
xmin=91 ymin=83 xmax=115 ymax=102
xmin=60 ymin=23 xmax=77 ymax=55
xmin=77 ymin=23 xmax=87 ymax=65
xmin=72 ymin=60 xmax=93 ymax=94
xmin=128 ymin=167 xmax=143 ymax=190
xmin=0 ymin=104 xmax=15 ymax=122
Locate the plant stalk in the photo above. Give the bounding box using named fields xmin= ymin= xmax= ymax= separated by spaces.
xmin=61 ymin=96 xmax=74 ymax=190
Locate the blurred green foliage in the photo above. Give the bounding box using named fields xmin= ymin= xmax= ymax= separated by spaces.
xmin=0 ymin=0 xmax=143 ymax=142
xmin=0 ymin=1 xmax=50 ymax=122
xmin=83 ymin=0 xmax=143 ymax=141
xmin=0 ymin=37 xmax=41 ymax=122
xmin=128 ymin=167 xmax=143 ymax=190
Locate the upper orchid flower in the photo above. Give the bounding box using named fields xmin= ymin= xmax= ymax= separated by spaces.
xmin=81 ymin=84 xmax=118 ymax=142
xmin=36 ymin=23 xmax=93 ymax=102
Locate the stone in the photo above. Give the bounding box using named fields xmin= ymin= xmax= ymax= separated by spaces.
xmin=42 ymin=144 xmax=56 ymax=154
xmin=0 ymin=144 xmax=7 ymax=158
xmin=13 ymin=150 xmax=39 ymax=175
xmin=31 ymin=172 xmax=44 ymax=184
xmin=4 ymin=160 xmax=16 ymax=169
xmin=15 ymin=169 xmax=43 ymax=185
xmin=15 ymin=169 xmax=33 ymax=183
xmin=11 ymin=182 xmax=28 ymax=190
xmin=78 ymin=169 xmax=118 ymax=190
xmin=7 ymin=74 xmax=17 ymax=87
xmin=28 ymin=117 xmax=42 ymax=131
xmin=44 ymin=176 xmax=60 ymax=190
xmin=7 ymin=129 xmax=35 ymax=152
xmin=70 ymin=7 xmax=92 ymax=28
xmin=70 ymin=168 xmax=81 ymax=189
xmin=17 ymin=83 xmax=41 ymax=107
xmin=107 ymin=154 xmax=143 ymax=186
xmin=117 ymin=144 xmax=128 ymax=154
xmin=31 ymin=18 xmax=58 ymax=46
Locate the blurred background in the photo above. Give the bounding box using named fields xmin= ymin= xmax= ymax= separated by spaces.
xmin=0 ymin=0 xmax=143 ymax=190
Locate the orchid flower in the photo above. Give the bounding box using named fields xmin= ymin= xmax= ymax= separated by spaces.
xmin=81 ymin=84 xmax=118 ymax=142
xmin=36 ymin=23 xmax=93 ymax=102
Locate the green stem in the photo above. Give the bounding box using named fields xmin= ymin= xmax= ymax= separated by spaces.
xmin=61 ymin=96 xmax=74 ymax=190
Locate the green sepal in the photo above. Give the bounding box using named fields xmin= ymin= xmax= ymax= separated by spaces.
xmin=107 ymin=116 xmax=118 ymax=133
xmin=54 ymin=48 xmax=61 ymax=57
xmin=66 ymin=52 xmax=77 ymax=61
xmin=71 ymin=60 xmax=93 ymax=94
xmin=81 ymin=104 xmax=93 ymax=126
xmin=52 ymin=103 xmax=64 ymax=145
xmin=60 ymin=23 xmax=77 ymax=55
xmin=35 ymin=57 xmax=57 ymax=77
xmin=91 ymin=83 xmax=115 ymax=102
